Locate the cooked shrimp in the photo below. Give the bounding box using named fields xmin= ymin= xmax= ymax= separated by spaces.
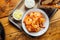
xmin=24 ymin=16 xmax=32 ymax=25
xmin=23 ymin=11 xmax=45 ymax=32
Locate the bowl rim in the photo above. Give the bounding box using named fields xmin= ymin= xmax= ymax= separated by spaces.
xmin=22 ymin=8 xmax=49 ymax=37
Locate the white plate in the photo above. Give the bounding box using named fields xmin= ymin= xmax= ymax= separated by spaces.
xmin=22 ymin=8 xmax=49 ymax=37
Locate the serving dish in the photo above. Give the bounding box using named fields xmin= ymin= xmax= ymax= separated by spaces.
xmin=9 ymin=8 xmax=57 ymax=36
xmin=22 ymin=8 xmax=49 ymax=36
xmin=25 ymin=0 xmax=35 ymax=8
xmin=8 ymin=8 xmax=57 ymax=37
xmin=8 ymin=0 xmax=58 ymax=37
xmin=12 ymin=9 xmax=23 ymax=20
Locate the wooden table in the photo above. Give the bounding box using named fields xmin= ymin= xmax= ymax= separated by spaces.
xmin=0 ymin=0 xmax=60 ymax=40
xmin=0 ymin=9 xmax=60 ymax=40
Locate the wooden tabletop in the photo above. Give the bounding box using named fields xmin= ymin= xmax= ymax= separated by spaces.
xmin=0 ymin=0 xmax=60 ymax=40
xmin=0 ymin=9 xmax=60 ymax=40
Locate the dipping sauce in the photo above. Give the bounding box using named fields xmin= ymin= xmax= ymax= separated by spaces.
xmin=13 ymin=9 xmax=23 ymax=20
xmin=23 ymin=11 xmax=45 ymax=32
xmin=25 ymin=0 xmax=35 ymax=8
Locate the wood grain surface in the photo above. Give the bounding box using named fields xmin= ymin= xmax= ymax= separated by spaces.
xmin=0 ymin=0 xmax=20 ymax=18
xmin=0 ymin=9 xmax=60 ymax=40
xmin=0 ymin=0 xmax=60 ymax=40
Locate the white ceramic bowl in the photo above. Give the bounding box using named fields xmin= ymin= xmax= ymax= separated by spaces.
xmin=25 ymin=0 xmax=35 ymax=8
xmin=13 ymin=9 xmax=23 ymax=20
xmin=22 ymin=8 xmax=49 ymax=37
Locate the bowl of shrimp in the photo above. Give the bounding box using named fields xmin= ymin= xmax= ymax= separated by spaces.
xmin=22 ymin=8 xmax=49 ymax=37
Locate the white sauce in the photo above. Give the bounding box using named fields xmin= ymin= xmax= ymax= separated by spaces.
xmin=25 ymin=0 xmax=35 ymax=8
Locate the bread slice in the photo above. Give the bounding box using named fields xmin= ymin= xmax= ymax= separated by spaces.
xmin=40 ymin=0 xmax=60 ymax=8
xmin=42 ymin=0 xmax=53 ymax=5
xmin=53 ymin=0 xmax=60 ymax=4
xmin=41 ymin=0 xmax=60 ymax=5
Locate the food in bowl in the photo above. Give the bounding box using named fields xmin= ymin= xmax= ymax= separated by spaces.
xmin=25 ymin=0 xmax=35 ymax=8
xmin=13 ymin=9 xmax=23 ymax=20
xmin=23 ymin=11 xmax=45 ymax=32
xmin=22 ymin=9 xmax=49 ymax=36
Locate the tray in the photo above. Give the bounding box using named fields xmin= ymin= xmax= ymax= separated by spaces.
xmin=8 ymin=0 xmax=58 ymax=30
xmin=9 ymin=0 xmax=23 ymax=15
